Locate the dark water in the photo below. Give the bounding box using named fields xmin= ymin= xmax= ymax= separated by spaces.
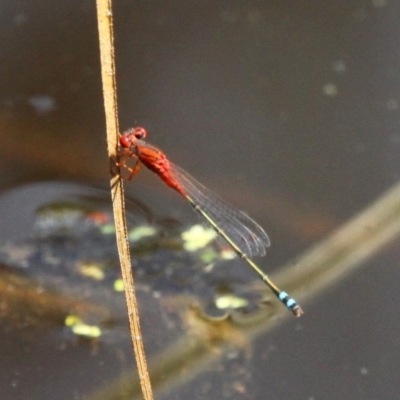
xmin=0 ymin=1 xmax=399 ymax=399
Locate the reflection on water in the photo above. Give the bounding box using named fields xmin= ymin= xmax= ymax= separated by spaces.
xmin=0 ymin=182 xmax=276 ymax=341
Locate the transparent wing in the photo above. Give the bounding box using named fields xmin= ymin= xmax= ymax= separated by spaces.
xmin=169 ymin=163 xmax=270 ymax=258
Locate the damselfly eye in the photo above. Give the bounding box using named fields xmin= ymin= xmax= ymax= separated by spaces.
xmin=133 ymin=127 xmax=148 ymax=139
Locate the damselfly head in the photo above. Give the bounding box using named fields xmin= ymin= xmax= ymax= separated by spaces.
xmin=119 ymin=126 xmax=148 ymax=148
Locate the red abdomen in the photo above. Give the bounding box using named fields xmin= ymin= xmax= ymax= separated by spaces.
xmin=137 ymin=146 xmax=186 ymax=197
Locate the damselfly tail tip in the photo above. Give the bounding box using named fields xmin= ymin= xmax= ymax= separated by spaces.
xmin=292 ymin=305 xmax=304 ymax=317
xmin=278 ymin=291 xmax=303 ymax=317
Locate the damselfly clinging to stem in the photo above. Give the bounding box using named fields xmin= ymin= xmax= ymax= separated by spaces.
xmin=118 ymin=127 xmax=303 ymax=317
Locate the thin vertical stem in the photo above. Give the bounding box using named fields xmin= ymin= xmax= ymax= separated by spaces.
xmin=95 ymin=1 xmax=153 ymax=399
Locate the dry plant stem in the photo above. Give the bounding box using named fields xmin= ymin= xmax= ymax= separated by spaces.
xmin=95 ymin=1 xmax=154 ymax=399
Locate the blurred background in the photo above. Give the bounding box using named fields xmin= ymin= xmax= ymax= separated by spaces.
xmin=0 ymin=0 xmax=399 ymax=399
